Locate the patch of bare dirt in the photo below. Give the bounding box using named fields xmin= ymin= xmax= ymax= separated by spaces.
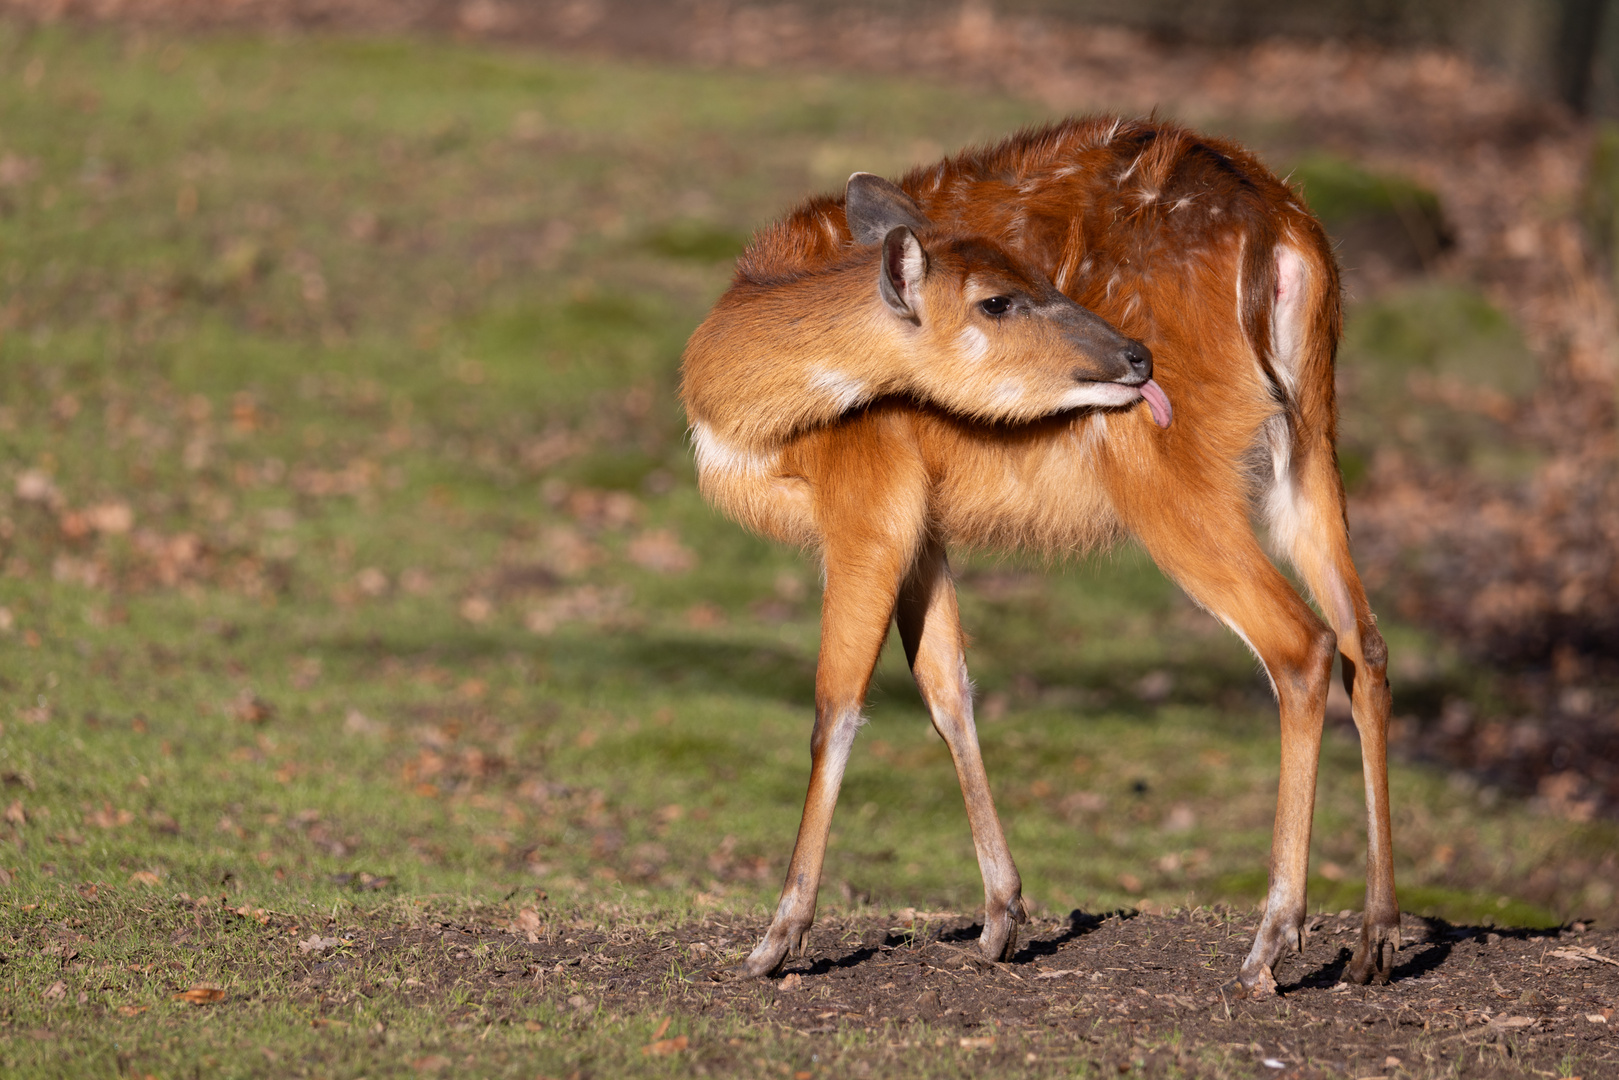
xmin=294 ymin=906 xmax=1619 ymax=1077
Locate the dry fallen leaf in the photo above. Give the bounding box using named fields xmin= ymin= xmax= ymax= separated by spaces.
xmin=84 ymin=501 xmax=134 ymax=534
xmin=13 ymin=469 xmax=60 ymax=506
xmin=231 ymin=691 xmax=274 ymax=725
xmin=354 ymin=567 xmax=388 ymax=596
xmin=42 ymin=981 xmax=66 ymax=1000
xmin=171 ymin=986 xmax=225 ymax=1005
xmin=642 ymin=1035 xmax=688 ymax=1056
xmin=116 ymin=1004 xmax=149 ymax=1017
xmin=87 ymin=804 xmax=135 ymax=829
xmin=960 ymin=1035 xmax=997 ymax=1049
xmin=128 ymin=870 xmax=162 ymax=887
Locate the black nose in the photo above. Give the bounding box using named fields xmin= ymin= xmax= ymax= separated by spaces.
xmin=1123 ymin=341 xmax=1152 ymax=381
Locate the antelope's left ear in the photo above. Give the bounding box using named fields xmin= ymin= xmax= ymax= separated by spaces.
xmin=846 ymin=172 xmax=931 ymax=245
xmin=879 ymin=225 xmax=928 ymax=321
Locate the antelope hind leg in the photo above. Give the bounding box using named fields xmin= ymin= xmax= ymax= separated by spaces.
xmin=1125 ymin=492 xmax=1336 ymax=999
xmin=1342 ymin=631 xmax=1400 ymax=984
xmin=1277 ymin=454 xmax=1401 ymax=984
xmin=896 ymin=540 xmax=1025 ymax=962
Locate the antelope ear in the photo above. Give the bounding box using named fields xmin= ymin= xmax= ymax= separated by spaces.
xmin=846 ymin=172 xmax=931 ymax=245
xmin=879 ymin=225 xmax=928 ymax=321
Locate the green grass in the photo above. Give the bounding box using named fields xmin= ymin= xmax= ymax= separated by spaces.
xmin=0 ymin=19 xmax=1614 ymax=1078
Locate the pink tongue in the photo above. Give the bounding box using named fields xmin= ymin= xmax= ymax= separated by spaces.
xmin=1140 ymin=378 xmax=1173 ymax=428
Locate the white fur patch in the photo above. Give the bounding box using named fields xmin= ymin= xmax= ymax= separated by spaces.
xmin=955 ymin=657 xmax=976 ymax=716
xmin=1220 ymin=614 xmax=1279 ymax=699
xmin=1264 ymin=480 xmax=1306 ymax=569
xmin=1260 ymin=412 xmax=1297 ymax=551
xmin=956 ymin=326 xmax=990 ymax=365
xmin=808 ymin=365 xmax=870 ymax=412
xmin=990 ymin=379 xmax=1026 ymax=410
xmin=1270 ymin=245 xmax=1308 ymax=398
xmin=1077 ymin=413 xmax=1109 ymax=458
xmin=1055 ymin=382 xmax=1141 ymax=410
xmin=814 ymin=705 xmax=866 ymax=790
xmin=690 ymin=421 xmax=778 ymax=478
xmin=1234 ymin=233 xmax=1247 ymax=333
xmin=896 ymin=233 xmax=927 ymax=298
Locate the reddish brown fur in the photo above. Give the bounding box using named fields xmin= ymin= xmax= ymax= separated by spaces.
xmin=680 ymin=116 xmax=1397 ymax=997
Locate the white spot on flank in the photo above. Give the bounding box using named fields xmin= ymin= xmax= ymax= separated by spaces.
xmin=957 ymin=326 xmax=990 ymax=364
xmin=690 ymin=421 xmax=779 ymax=478
xmin=808 ymin=365 xmax=870 ymax=412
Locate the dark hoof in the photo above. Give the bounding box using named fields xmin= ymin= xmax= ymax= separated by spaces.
xmin=1345 ymin=935 xmax=1397 ymax=985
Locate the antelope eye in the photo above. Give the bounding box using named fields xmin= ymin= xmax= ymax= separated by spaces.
xmin=979 ymin=296 xmax=1011 ymax=317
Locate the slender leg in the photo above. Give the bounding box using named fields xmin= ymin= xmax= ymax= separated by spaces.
xmin=1277 ymin=452 xmax=1399 ymax=983
xmin=1342 ymin=638 xmax=1399 ymax=984
xmin=737 ymin=530 xmax=914 ymax=977
xmin=1123 ymin=496 xmax=1337 ymax=998
xmin=896 ymin=539 xmax=1025 ymax=962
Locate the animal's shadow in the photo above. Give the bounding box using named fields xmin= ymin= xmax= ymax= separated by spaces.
xmin=781 ymin=908 xmax=1127 ymax=976
xmin=1278 ymin=916 xmax=1559 ymax=993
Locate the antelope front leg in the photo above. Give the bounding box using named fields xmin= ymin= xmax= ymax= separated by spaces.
xmin=737 ymin=705 xmax=864 ymax=977
xmin=896 ymin=540 xmax=1025 ymax=962
xmin=739 ymin=514 xmax=917 ymax=978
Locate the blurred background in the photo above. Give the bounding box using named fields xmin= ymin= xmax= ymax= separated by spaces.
xmin=0 ymin=0 xmax=1615 ymax=931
